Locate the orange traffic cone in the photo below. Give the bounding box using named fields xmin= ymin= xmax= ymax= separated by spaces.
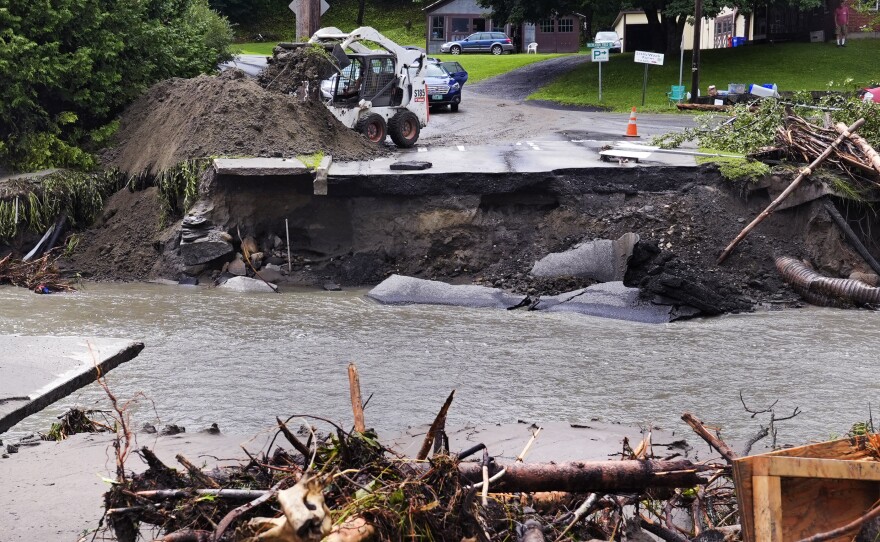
xmin=624 ymin=107 xmax=640 ymax=138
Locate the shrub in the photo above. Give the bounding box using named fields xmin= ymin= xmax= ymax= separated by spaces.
xmin=0 ymin=0 xmax=233 ymax=172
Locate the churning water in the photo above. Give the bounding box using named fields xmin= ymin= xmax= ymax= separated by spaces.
xmin=2 ymin=283 xmax=879 ymax=444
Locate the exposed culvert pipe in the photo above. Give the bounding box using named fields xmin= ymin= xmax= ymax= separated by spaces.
xmin=776 ymin=256 xmax=880 ymax=307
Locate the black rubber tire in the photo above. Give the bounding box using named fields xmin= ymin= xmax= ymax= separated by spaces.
xmin=491 ymin=44 xmax=502 ymax=55
xmin=450 ymin=45 xmax=461 ymax=55
xmin=450 ymin=103 xmax=459 ymax=112
xmin=388 ymin=111 xmax=420 ymax=148
xmin=355 ymin=114 xmax=387 ymax=143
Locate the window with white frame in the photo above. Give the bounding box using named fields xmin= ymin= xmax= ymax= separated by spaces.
xmin=539 ymin=19 xmax=554 ymax=32
xmin=558 ymin=18 xmax=574 ymax=32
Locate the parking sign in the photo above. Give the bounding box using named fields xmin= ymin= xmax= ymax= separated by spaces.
xmin=591 ymin=49 xmax=609 ymax=62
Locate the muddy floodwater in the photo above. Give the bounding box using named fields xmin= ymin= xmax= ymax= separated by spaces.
xmin=3 ymin=283 xmax=879 ymax=444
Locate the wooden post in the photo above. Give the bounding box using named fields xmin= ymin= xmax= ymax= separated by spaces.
xmin=297 ymin=0 xmax=321 ymax=41
xmin=717 ymin=117 xmax=865 ymax=264
xmin=690 ymin=0 xmax=702 ymax=104
xmin=753 ymin=475 xmax=783 ymax=542
xmin=347 ymin=363 xmax=365 ymax=433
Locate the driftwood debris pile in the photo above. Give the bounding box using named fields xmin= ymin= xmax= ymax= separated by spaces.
xmin=0 ymin=252 xmax=73 ymax=292
xmin=100 ymin=366 xmax=743 ymax=542
xmin=773 ymin=115 xmax=880 ymax=185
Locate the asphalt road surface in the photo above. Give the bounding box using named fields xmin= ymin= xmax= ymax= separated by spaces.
xmin=420 ymin=54 xmax=695 ymax=146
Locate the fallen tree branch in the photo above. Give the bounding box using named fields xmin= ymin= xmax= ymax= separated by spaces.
xmin=456 ymin=459 xmax=707 ymax=493
xmin=212 ymin=478 xmax=286 ymax=542
xmin=718 ymin=117 xmax=866 ymax=264
xmin=681 ymin=412 xmax=738 ymax=464
xmin=836 ymin=121 xmax=880 ymax=176
xmin=416 ymin=390 xmax=455 ymax=460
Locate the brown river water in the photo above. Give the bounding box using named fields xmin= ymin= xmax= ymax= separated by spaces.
xmin=2 ymin=282 xmax=879 ymax=444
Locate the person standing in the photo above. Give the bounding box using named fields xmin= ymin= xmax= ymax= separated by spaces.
xmin=835 ymin=3 xmax=849 ymax=47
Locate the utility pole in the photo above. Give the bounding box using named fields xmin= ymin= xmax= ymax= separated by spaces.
xmin=690 ymin=0 xmax=702 ymax=103
xmin=296 ymin=0 xmax=321 ymax=40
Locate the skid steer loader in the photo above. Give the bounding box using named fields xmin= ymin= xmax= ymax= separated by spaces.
xmin=306 ymin=26 xmax=430 ymax=148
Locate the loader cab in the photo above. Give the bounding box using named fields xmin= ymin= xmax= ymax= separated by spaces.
xmin=331 ymin=54 xmax=402 ymax=107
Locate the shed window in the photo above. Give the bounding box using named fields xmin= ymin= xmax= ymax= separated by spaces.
xmin=431 ymin=16 xmax=444 ymax=40
xmin=451 ymin=18 xmax=469 ymax=33
xmin=539 ymin=19 xmax=554 ymax=33
xmin=558 ymin=18 xmax=573 ymax=32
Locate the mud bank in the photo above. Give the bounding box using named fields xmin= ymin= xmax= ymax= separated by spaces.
xmin=63 ymin=163 xmax=879 ymax=317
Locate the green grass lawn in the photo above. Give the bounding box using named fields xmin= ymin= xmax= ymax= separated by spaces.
xmin=530 ymin=39 xmax=880 ymax=112
xmin=235 ymin=42 xmax=277 ymax=56
xmin=433 ymin=53 xmax=571 ymax=84
xmin=233 ymin=45 xmax=573 ymax=84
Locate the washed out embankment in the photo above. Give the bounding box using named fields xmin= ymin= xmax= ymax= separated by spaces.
xmin=62 ymin=155 xmax=880 ymax=319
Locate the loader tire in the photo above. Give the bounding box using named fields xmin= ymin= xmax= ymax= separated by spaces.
xmin=356 ymin=114 xmax=387 ymax=143
xmin=388 ymin=111 xmax=420 ymax=148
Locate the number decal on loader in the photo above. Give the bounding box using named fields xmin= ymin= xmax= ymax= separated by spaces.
xmin=413 ymin=88 xmax=426 ymax=102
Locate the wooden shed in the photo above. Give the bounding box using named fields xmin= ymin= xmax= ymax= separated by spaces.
xmin=423 ymin=0 xmax=580 ymax=54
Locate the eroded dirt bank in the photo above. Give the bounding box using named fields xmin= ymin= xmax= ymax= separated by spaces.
xmin=62 ymin=164 xmax=877 ymax=317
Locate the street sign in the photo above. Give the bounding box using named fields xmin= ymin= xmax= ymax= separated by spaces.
xmin=289 ymin=0 xmax=329 ymax=17
xmin=587 ymin=42 xmax=615 ymax=48
xmin=591 ymin=49 xmax=609 ymax=62
xmin=634 ymin=50 xmax=665 ymax=65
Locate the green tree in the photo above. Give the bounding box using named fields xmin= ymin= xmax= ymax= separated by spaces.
xmin=0 ymin=0 xmax=233 ymax=172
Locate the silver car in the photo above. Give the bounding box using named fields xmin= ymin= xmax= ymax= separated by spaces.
xmin=440 ymin=32 xmax=515 ymax=55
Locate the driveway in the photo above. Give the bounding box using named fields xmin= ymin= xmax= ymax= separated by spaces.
xmin=419 ymin=55 xmax=695 ymax=147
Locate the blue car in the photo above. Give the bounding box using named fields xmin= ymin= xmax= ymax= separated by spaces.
xmin=424 ymin=60 xmax=468 ymax=112
xmin=440 ymin=32 xmax=515 ymax=55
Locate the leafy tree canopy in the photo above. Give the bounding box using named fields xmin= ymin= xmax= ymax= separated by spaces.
xmin=0 ymin=0 xmax=233 ymax=171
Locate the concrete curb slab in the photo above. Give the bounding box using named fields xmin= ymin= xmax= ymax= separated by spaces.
xmin=0 ymin=336 xmax=144 ymax=434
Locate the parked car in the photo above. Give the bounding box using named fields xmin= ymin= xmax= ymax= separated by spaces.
xmin=440 ymin=32 xmax=514 ymax=55
xmin=594 ymin=31 xmax=622 ymax=53
xmin=424 ymin=60 xmax=468 ymax=111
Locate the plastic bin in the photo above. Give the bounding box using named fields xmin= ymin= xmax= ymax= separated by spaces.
xmin=728 ymin=83 xmax=746 ymax=94
xmin=731 ymin=37 xmax=746 ymax=47
xmin=749 ymin=83 xmax=778 ymax=97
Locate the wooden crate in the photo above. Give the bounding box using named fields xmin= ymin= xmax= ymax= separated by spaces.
xmin=734 ymin=436 xmax=880 ymax=542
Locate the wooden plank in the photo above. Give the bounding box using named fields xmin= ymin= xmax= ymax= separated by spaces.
xmin=734 ymin=437 xmax=874 ymax=542
xmin=781 ymin=477 xmax=879 ymax=542
xmin=599 ymin=150 xmax=652 ymax=160
xmin=753 ymin=475 xmax=783 ymax=542
xmin=766 ymin=456 xmax=880 ymax=481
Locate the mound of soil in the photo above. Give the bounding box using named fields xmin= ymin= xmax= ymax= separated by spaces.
xmin=61 ymin=187 xmax=168 ymax=281
xmin=102 ymin=70 xmax=379 ymax=175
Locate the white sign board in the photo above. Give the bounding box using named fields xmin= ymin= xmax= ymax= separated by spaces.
xmin=321 ymin=0 xmax=330 ymax=15
xmin=634 ymin=50 xmax=665 ymax=65
xmin=591 ymin=49 xmax=609 ymax=62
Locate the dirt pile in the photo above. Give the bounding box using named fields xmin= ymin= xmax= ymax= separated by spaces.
xmin=259 ymin=44 xmax=337 ymax=97
xmin=102 ymin=69 xmax=379 ymax=176
xmin=61 ymin=187 xmax=168 ymax=281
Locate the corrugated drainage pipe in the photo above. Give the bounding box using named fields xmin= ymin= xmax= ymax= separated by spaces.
xmin=776 ymin=256 xmax=880 ymax=307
